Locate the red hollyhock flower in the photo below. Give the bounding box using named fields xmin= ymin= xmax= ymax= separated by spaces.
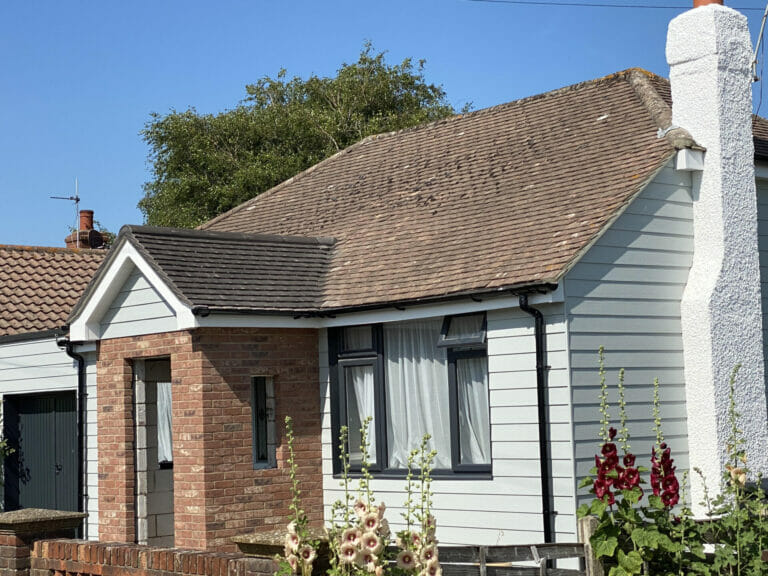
xmin=623 ymin=454 xmax=636 ymax=467
xmin=609 ymin=427 xmax=617 ymax=440
xmin=601 ymin=442 xmax=617 ymax=458
xmin=623 ymin=467 xmax=640 ymax=487
xmin=661 ymin=491 xmax=679 ymax=508
xmin=594 ymin=478 xmax=610 ymax=500
xmin=662 ymin=474 xmax=679 ymax=493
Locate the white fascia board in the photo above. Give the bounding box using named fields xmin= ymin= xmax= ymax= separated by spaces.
xmin=195 ymin=286 xmax=564 ymax=329
xmin=68 ymin=242 xmax=197 ymax=342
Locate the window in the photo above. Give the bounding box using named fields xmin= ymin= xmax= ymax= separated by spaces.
xmin=330 ymin=314 xmax=490 ymax=475
xmin=157 ymin=380 xmax=173 ymax=467
xmin=251 ymin=376 xmax=277 ymax=469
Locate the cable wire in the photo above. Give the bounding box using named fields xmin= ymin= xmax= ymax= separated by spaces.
xmin=467 ymin=0 xmax=765 ymax=10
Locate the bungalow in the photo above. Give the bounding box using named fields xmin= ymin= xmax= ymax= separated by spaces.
xmin=0 ymin=212 xmax=105 ymax=538
xmin=61 ymin=0 xmax=768 ymax=551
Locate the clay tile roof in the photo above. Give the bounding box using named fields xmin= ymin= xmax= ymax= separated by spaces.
xmin=199 ymin=69 xmax=703 ymax=310
xmin=0 ymin=245 xmax=105 ymax=338
xmin=106 ymin=226 xmax=335 ymax=313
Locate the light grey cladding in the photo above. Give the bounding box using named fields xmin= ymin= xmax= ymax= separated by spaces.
xmin=0 ymin=337 xmax=99 ymax=537
xmin=756 ymin=180 xmax=768 ymax=396
xmin=564 ymin=161 xmax=694 ymax=504
xmin=319 ymin=303 xmax=575 ymax=546
xmin=99 ymin=266 xmax=176 ymax=339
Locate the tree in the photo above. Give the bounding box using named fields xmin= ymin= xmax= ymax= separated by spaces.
xmin=139 ymin=44 xmax=458 ymax=228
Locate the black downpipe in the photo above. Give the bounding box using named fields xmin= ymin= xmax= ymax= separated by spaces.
xmin=518 ymin=294 xmax=554 ymax=543
xmin=60 ymin=337 xmax=86 ymax=534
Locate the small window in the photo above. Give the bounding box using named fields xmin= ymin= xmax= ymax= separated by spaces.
xmin=438 ymin=313 xmax=487 ymax=348
xmin=251 ymin=376 xmax=276 ymax=469
xmin=342 ymin=325 xmax=373 ymax=352
xmin=157 ymin=381 xmax=173 ymax=467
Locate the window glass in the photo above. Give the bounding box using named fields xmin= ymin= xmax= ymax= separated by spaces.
xmin=456 ymin=356 xmax=491 ymax=465
xmin=344 ymin=365 xmax=377 ymax=467
xmin=252 ymin=376 xmax=277 ymax=468
xmin=447 ymin=314 xmax=485 ymax=341
xmin=384 ymin=319 xmax=451 ymax=468
xmin=343 ymin=326 xmax=373 ymax=351
xmin=157 ymin=381 xmax=173 ymax=464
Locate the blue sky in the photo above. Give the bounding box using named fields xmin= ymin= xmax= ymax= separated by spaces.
xmin=2 ymin=0 xmax=767 ymax=247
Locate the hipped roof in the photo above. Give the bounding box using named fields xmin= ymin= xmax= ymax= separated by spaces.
xmin=72 ymin=69 xmax=768 ymax=318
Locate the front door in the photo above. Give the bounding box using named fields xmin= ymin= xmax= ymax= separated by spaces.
xmin=3 ymin=392 xmax=78 ymax=511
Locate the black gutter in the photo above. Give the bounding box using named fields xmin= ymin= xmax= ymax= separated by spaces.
xmin=0 ymin=329 xmax=60 ymax=345
xmin=188 ymin=283 xmax=560 ymax=319
xmin=518 ymin=294 xmax=554 ymax=544
xmin=58 ymin=336 xmax=86 ymax=535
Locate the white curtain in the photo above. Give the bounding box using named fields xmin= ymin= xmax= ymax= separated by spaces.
xmin=457 ymin=357 xmax=491 ymax=464
xmin=385 ymin=319 xmax=452 ymax=468
xmin=346 ymin=365 xmax=376 ymax=465
xmin=157 ymin=381 xmax=173 ymax=463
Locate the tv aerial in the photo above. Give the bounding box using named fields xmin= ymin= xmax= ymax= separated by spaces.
xmin=51 ymin=178 xmax=82 ymax=248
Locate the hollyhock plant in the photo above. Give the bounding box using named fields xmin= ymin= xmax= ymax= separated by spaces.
xmin=327 ymin=420 xmax=393 ymax=576
xmin=651 ymin=442 xmax=679 ymax=508
xmin=277 ymin=417 xmax=318 ymax=576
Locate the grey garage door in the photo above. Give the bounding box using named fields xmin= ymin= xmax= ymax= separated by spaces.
xmin=3 ymin=392 xmax=78 ymax=511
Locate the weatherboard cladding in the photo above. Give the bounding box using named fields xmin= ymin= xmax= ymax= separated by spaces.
xmin=0 ymin=245 xmax=104 ymax=337
xmin=124 ymin=226 xmax=334 ymax=312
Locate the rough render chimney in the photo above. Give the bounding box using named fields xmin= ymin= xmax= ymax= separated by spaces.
xmin=668 ymin=0 xmax=768 ymax=506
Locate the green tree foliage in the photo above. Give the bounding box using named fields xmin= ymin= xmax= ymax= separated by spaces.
xmin=139 ymin=44 xmax=457 ymax=228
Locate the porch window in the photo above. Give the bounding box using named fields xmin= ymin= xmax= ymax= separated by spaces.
xmin=330 ymin=314 xmax=490 ymax=474
xmin=157 ymin=381 xmax=173 ymax=465
xmin=251 ymin=376 xmax=277 ymax=469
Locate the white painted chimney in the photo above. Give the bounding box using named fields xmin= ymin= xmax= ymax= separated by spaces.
xmin=668 ymin=0 xmax=768 ymax=506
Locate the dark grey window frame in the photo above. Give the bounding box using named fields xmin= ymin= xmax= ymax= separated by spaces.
xmin=251 ymin=376 xmax=277 ymax=469
xmin=438 ymin=312 xmax=487 ymax=348
xmin=447 ymin=348 xmax=492 ymax=473
xmin=329 ymin=314 xmax=490 ymax=477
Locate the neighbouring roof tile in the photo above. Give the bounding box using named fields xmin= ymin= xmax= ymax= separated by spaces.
xmin=0 ymin=245 xmax=105 ymax=337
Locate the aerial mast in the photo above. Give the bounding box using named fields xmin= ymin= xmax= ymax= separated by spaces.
xmin=50 ymin=178 xmax=81 ymax=248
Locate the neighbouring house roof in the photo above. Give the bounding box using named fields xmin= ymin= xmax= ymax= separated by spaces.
xmin=71 ymin=226 xmax=335 ymax=316
xmin=70 ymin=69 xmax=768 ymax=320
xmin=0 ymin=245 xmax=105 ymax=338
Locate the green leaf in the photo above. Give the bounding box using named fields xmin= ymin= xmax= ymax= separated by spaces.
xmin=593 ymin=535 xmax=618 ymax=559
xmin=577 ymin=503 xmax=591 ymax=518
xmin=579 ymin=476 xmax=593 ymax=489
xmin=590 ymin=498 xmax=607 ymax=517
xmin=631 ymin=527 xmax=659 ymax=549
xmin=617 ymin=549 xmax=644 ymax=574
xmin=648 ymin=494 xmax=664 ymax=510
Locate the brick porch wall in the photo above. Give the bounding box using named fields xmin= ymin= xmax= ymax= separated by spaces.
xmin=97 ymin=328 xmax=322 ymax=552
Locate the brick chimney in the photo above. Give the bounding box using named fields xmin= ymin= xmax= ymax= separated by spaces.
xmin=668 ymin=0 xmax=768 ymax=506
xmin=65 ymin=210 xmax=105 ymax=249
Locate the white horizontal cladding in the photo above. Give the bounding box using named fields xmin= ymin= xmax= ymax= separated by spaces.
xmin=563 ymin=160 xmax=694 ymax=508
xmin=0 ymin=338 xmax=99 ymax=539
xmin=0 ymin=336 xmax=77 ymax=392
xmin=319 ymin=302 xmax=577 ymax=546
xmin=68 ymin=241 xmax=196 ymax=342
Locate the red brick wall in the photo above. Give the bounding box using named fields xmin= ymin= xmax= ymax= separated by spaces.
xmin=97 ymin=328 xmax=322 ymax=552
xmin=31 ymin=539 xmax=276 ymax=576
